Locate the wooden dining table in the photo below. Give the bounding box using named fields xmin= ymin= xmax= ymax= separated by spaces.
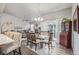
xmin=27 ymin=31 xmax=53 ymax=48
xmin=36 ymin=32 xmax=53 ymax=48
xmin=29 ymin=31 xmax=53 ymax=40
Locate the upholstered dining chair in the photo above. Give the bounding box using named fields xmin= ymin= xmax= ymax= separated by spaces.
xmin=26 ymin=32 xmax=31 ymax=46
xmin=1 ymin=32 xmax=22 ymax=55
xmin=30 ymin=33 xmax=42 ymax=51
xmin=41 ymin=32 xmax=53 ymax=49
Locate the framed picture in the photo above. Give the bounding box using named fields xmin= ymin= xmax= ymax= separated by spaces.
xmin=73 ymin=5 xmax=79 ymax=33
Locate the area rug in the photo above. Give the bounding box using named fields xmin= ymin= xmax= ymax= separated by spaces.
xmin=21 ymin=45 xmax=38 ymax=55
xmin=0 ymin=45 xmax=38 ymax=55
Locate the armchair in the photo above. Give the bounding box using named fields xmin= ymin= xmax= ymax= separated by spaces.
xmin=1 ymin=31 xmax=22 ymax=55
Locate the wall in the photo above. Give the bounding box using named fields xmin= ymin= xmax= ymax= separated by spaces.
xmin=72 ymin=3 xmax=79 ymax=55
xmin=0 ymin=13 xmax=30 ymax=32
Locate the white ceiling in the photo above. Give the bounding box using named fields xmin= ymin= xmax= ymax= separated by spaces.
xmin=22 ymin=3 xmax=72 ymax=22
xmin=23 ymin=3 xmax=72 ymax=16
xmin=0 ymin=3 xmax=72 ymax=21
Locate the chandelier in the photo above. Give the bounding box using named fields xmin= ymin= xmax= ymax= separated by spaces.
xmin=34 ymin=17 xmax=43 ymax=22
xmin=34 ymin=3 xmax=44 ymax=22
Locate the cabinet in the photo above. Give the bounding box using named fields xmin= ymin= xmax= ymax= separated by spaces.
xmin=60 ymin=20 xmax=72 ymax=48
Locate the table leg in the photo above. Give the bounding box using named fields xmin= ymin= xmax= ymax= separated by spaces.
xmin=40 ymin=42 xmax=43 ymax=48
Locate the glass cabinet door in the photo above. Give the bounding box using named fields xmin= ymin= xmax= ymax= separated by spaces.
xmin=65 ymin=22 xmax=69 ymax=32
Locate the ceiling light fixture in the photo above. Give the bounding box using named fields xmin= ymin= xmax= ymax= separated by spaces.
xmin=34 ymin=17 xmax=43 ymax=22
xmin=34 ymin=3 xmax=44 ymax=22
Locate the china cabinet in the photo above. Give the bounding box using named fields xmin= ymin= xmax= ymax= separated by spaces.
xmin=60 ymin=19 xmax=72 ymax=48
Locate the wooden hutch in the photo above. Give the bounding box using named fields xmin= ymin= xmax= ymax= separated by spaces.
xmin=60 ymin=19 xmax=72 ymax=48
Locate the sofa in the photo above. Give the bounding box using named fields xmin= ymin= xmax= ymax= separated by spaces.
xmin=1 ymin=31 xmax=22 ymax=54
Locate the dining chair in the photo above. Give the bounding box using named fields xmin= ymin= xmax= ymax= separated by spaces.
xmin=48 ymin=32 xmax=53 ymax=48
xmin=26 ymin=32 xmax=32 ymax=46
xmin=1 ymin=32 xmax=22 ymax=55
xmin=30 ymin=33 xmax=42 ymax=51
xmin=41 ymin=32 xmax=53 ymax=49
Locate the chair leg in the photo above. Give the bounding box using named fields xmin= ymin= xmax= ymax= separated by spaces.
xmin=30 ymin=42 xmax=33 ymax=48
xmin=27 ymin=40 xmax=29 ymax=46
xmin=51 ymin=42 xmax=52 ymax=48
xmin=19 ymin=47 xmax=21 ymax=55
xmin=35 ymin=44 xmax=37 ymax=51
xmin=48 ymin=43 xmax=51 ymax=50
xmin=40 ymin=42 xmax=43 ymax=48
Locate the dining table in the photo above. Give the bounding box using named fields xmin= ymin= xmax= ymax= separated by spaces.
xmin=36 ymin=32 xmax=53 ymax=48
xmin=0 ymin=34 xmax=14 ymax=54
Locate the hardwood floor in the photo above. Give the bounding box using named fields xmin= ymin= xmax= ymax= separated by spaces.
xmin=36 ymin=44 xmax=72 ymax=55
xmin=21 ymin=39 xmax=73 ymax=55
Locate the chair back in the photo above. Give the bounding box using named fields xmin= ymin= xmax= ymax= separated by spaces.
xmin=26 ymin=32 xmax=31 ymax=39
xmin=49 ymin=32 xmax=53 ymax=42
xmin=10 ymin=32 xmax=22 ymax=47
xmin=30 ymin=33 xmax=36 ymax=42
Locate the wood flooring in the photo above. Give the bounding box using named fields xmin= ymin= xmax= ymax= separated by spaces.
xmin=21 ymin=39 xmax=73 ymax=55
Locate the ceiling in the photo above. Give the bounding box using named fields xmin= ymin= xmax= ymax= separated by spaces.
xmin=24 ymin=3 xmax=72 ymax=14
xmin=0 ymin=3 xmax=72 ymax=22
xmin=23 ymin=3 xmax=72 ymax=17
